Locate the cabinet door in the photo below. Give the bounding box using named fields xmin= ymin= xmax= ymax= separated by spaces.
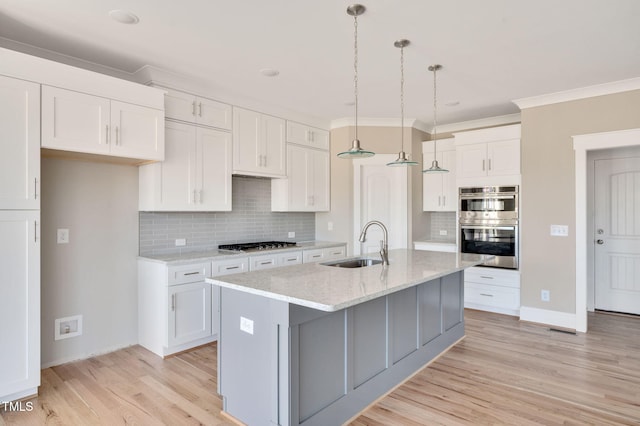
xmin=197 ymin=97 xmax=232 ymax=130
xmin=0 ymin=76 xmax=40 ymax=210
xmin=158 ymin=121 xmax=197 ymax=210
xmin=262 ymin=114 xmax=286 ymax=177
xmin=164 ymin=88 xmax=197 ymax=124
xmin=456 ymin=144 xmax=487 ymax=179
xmin=422 ymin=151 xmax=444 ymax=211
xmin=233 ymin=107 xmax=261 ymax=174
xmin=440 ymin=149 xmax=457 ymax=211
xmin=286 ymin=145 xmax=308 ymax=211
xmin=168 ymin=282 xmax=212 ymax=347
xmin=286 ymin=121 xmax=330 ymax=150
xmin=198 ymin=127 xmax=232 ymax=211
xmin=110 ymin=101 xmax=164 ymax=161
xmin=309 ymin=149 xmax=330 ymax=211
xmin=487 ymin=139 xmax=520 ymax=176
xmin=41 ymin=86 xmax=110 ymax=155
xmin=0 ymin=211 xmax=40 ymax=399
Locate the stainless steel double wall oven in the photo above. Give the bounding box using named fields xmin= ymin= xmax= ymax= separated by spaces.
xmin=459 ymin=186 xmax=519 ymax=269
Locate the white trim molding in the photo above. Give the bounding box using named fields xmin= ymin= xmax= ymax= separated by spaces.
xmin=519 ymin=306 xmax=577 ymax=331
xmin=572 ymin=127 xmax=640 ymax=333
xmin=514 ymin=77 xmax=640 ymax=110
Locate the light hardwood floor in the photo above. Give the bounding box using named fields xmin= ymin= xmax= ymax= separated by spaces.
xmin=2 ymin=310 xmax=639 ymax=425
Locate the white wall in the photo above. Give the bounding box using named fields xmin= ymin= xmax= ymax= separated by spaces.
xmin=41 ymin=158 xmax=139 ymax=367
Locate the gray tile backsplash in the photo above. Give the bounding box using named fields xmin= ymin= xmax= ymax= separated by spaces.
xmin=139 ymin=176 xmax=315 ymax=256
xmin=429 ymin=212 xmax=457 ymax=241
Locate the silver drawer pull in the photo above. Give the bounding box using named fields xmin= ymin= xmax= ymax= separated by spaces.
xmin=480 ymin=293 xmax=494 ymax=297
xmin=480 ymin=276 xmax=494 ymax=279
xmin=183 ymin=271 xmax=200 ymax=276
xmin=225 ymin=266 xmax=240 ymax=270
xmin=312 ymin=254 xmax=322 ymax=258
xmin=287 ymin=258 xmax=297 ymax=262
xmin=260 ymin=261 xmax=273 ymax=265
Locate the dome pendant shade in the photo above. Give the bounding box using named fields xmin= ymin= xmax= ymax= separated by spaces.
xmin=337 ymin=139 xmax=375 ymax=158
xmin=387 ymin=150 xmax=419 ymax=167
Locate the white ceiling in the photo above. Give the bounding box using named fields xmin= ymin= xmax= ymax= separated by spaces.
xmin=1 ymin=0 xmax=640 ymax=128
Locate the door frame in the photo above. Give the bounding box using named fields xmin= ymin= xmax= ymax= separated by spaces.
xmin=353 ymin=154 xmax=408 ymax=255
xmin=573 ymin=128 xmax=640 ymax=332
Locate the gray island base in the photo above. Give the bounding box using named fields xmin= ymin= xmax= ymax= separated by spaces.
xmin=207 ymin=250 xmax=493 ymax=426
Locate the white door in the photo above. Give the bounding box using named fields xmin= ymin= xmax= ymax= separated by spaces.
xmin=594 ymin=156 xmax=640 ymax=314
xmin=0 ymin=76 xmax=40 ymax=210
xmin=354 ymin=155 xmax=408 ymax=255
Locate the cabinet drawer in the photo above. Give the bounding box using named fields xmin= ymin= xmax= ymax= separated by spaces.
xmin=324 ymin=246 xmax=346 ymax=259
xmin=464 ymin=267 xmax=520 ymax=289
xmin=211 ymin=257 xmax=249 ymax=277
xmin=303 ymin=248 xmax=325 ymax=263
xmin=250 ymin=254 xmax=280 ymax=271
xmin=279 ymin=251 xmax=303 ymax=266
xmin=168 ymin=262 xmax=211 ymax=285
xmin=465 ymin=282 xmax=520 ymax=310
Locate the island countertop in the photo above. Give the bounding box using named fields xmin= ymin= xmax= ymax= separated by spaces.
xmin=207 ymin=249 xmax=492 ymax=312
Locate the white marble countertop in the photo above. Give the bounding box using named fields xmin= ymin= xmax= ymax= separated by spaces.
xmin=138 ymin=241 xmax=346 ymax=265
xmin=207 ymin=249 xmax=493 ymax=312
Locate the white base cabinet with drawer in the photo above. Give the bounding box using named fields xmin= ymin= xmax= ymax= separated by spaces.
xmin=302 ymin=245 xmax=346 ymax=263
xmin=464 ymin=266 xmax=520 ymax=316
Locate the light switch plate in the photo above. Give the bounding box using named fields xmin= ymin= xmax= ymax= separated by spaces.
xmin=288 ymin=231 xmax=295 ymax=238
xmin=550 ymin=225 xmax=569 ymax=237
xmin=175 ymin=238 xmax=186 ymax=247
xmin=240 ymin=316 xmax=254 ymax=335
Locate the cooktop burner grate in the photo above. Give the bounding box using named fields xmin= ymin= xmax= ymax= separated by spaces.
xmin=218 ymin=241 xmax=297 ymax=252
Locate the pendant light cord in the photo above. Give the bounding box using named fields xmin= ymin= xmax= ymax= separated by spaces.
xmin=400 ymin=43 xmax=405 ymax=151
xmin=353 ymin=13 xmax=359 ymax=141
xmin=432 ymin=66 xmax=438 ymax=159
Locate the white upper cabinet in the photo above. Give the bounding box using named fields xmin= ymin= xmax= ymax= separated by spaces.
xmin=42 ymin=86 xmax=164 ymax=161
xmin=0 ymin=75 xmax=40 ymax=210
xmin=139 ymin=121 xmax=231 ymax=211
xmin=286 ymin=121 xmax=330 ymax=150
xmin=454 ymin=124 xmax=521 ymax=186
xmin=272 ymin=144 xmax=330 ymax=212
xmin=162 ymin=87 xmax=232 ymax=130
xmin=233 ymin=107 xmax=286 ymax=178
xmin=423 ymin=138 xmax=456 ymax=212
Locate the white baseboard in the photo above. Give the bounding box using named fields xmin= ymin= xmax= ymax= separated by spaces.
xmin=519 ymin=306 xmax=577 ymax=331
xmin=40 ymin=343 xmax=137 ymax=369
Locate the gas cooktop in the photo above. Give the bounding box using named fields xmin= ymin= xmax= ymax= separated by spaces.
xmin=218 ymin=241 xmax=297 ymax=253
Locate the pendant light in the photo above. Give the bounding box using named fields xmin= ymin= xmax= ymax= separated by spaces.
xmin=387 ymin=39 xmax=418 ymax=167
xmin=423 ymin=64 xmax=448 ymax=173
xmin=337 ymin=4 xmax=375 ymax=159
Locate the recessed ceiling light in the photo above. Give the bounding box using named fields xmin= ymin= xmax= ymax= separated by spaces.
xmin=109 ymin=9 xmax=140 ymax=25
xmin=260 ymin=68 xmax=280 ymax=77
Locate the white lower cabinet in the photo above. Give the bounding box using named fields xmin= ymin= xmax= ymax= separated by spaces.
xmin=464 ymin=267 xmax=520 ymax=316
xmin=138 ymin=260 xmax=216 ymax=357
xmin=302 ymin=245 xmax=346 ymax=263
xmin=0 ymin=211 xmax=40 ymax=402
xmin=250 ymin=250 xmax=303 ymax=271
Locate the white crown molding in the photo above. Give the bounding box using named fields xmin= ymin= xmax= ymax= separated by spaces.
xmin=513 ymin=77 xmax=640 ymax=110
xmin=331 ymin=114 xmax=521 ymax=134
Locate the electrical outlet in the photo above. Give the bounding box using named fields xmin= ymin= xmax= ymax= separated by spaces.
xmin=328 ymin=221 xmax=334 ymax=231
xmin=439 ymin=230 xmax=448 ymax=236
xmin=550 ymin=225 xmax=569 ymax=237
xmin=54 ymin=315 xmax=83 ymax=340
xmin=175 ymin=238 xmax=186 ymax=247
xmin=288 ymin=231 xmax=295 ymax=238
xmin=57 ymin=228 xmax=70 ymax=244
xmin=541 ymin=289 xmax=550 ymax=302
xmin=240 ymin=316 xmax=254 ymax=335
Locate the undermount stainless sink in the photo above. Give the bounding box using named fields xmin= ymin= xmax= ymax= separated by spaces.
xmin=321 ymin=258 xmax=383 ymax=268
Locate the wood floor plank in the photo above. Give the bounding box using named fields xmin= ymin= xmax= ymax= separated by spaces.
xmin=2 ymin=310 xmax=639 ymax=425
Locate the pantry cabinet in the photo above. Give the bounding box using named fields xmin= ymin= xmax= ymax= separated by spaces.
xmin=233 ymin=107 xmax=286 ymax=177
xmin=422 ymin=138 xmax=456 ymax=212
xmin=139 ymin=121 xmax=232 ymax=211
xmin=161 ymin=86 xmax=232 ymax=130
xmin=0 ymin=76 xmax=40 ymax=210
xmin=42 ymin=85 xmax=164 ymax=161
xmin=272 ymin=144 xmax=330 ymax=212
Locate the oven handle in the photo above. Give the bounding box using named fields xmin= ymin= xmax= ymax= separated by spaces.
xmin=460 ymin=195 xmax=515 ymax=200
xmin=461 ymin=225 xmax=516 ymax=230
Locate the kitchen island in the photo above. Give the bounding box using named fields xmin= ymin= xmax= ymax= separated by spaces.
xmin=207 ymin=249 xmax=492 ymax=426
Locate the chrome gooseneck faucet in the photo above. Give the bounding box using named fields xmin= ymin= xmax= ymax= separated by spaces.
xmin=358 ymin=220 xmax=389 ymax=266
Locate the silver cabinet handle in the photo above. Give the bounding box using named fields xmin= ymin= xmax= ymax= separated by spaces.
xmin=198 ymin=102 xmax=203 ymax=117
xmin=34 ymin=178 xmax=38 ymax=200
xmin=199 ymin=190 xmax=203 ymax=203
xmin=482 ymin=159 xmax=485 ymax=171
xmin=260 ymin=261 xmax=273 ymax=265
xmin=286 ymin=258 xmax=297 ymax=262
xmin=263 ymin=155 xmax=267 ymax=167
xmin=106 ymin=125 xmax=110 ymax=144
xmin=312 ymin=254 xmax=322 ymax=258
xmin=225 ymin=266 xmax=240 ymax=270
xmin=480 ymin=293 xmax=494 ymax=297
xmin=171 ymin=294 xmax=176 ymax=311
xmin=183 ymin=271 xmax=200 ymax=276
xmin=115 ymin=126 xmax=120 ymax=145
xmin=480 ymin=276 xmax=494 ymax=279
xmin=34 ymin=220 xmax=39 ymax=243
xmin=488 ymin=158 xmax=492 ymax=171
xmin=192 ymin=101 xmax=197 ymax=116
xmin=442 ymin=196 xmax=446 ymax=206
